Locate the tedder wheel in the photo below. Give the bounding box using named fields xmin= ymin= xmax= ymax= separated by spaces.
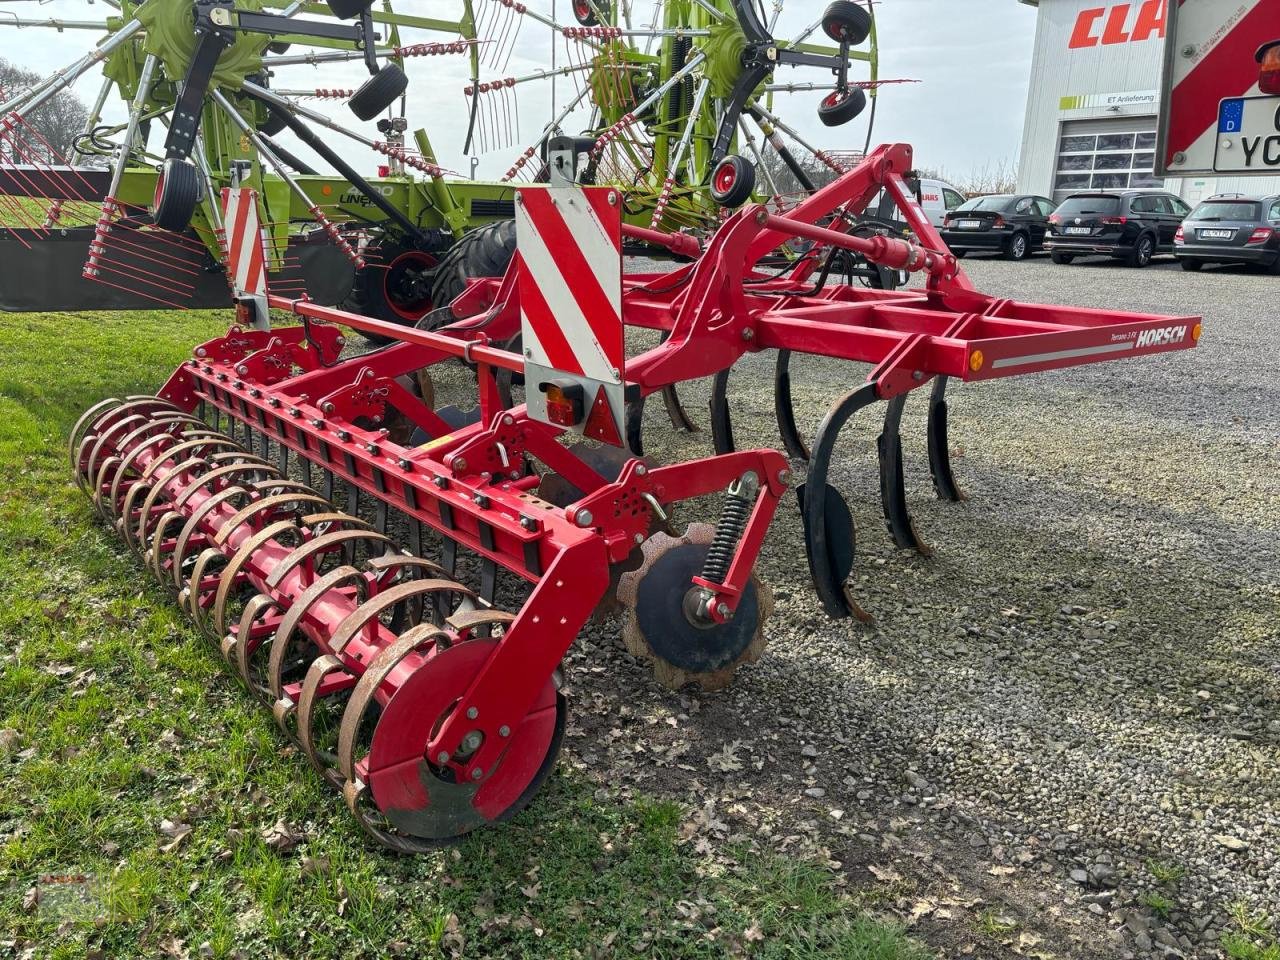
xmin=326 ymin=0 xmax=373 ymax=19
xmin=1004 ymin=231 xmax=1030 ymax=261
xmin=817 ymin=86 xmax=867 ymax=127
xmin=710 ymin=155 xmax=756 ymax=208
xmin=821 ymin=0 xmax=874 ymax=45
xmin=429 ymin=220 xmax=517 ymax=310
xmin=573 ymin=0 xmax=610 ymax=27
xmin=1051 ymin=251 xmax=1075 ymax=265
xmin=349 ymin=63 xmax=409 ymax=121
xmin=1180 ymin=258 xmax=1203 ymax=272
xmin=151 ymin=158 xmax=202 ymax=233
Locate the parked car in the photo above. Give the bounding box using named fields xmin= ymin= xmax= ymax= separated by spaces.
xmin=865 ymin=177 xmax=967 ymax=230
xmin=1045 ymin=190 xmax=1191 ymax=267
xmin=1174 ymin=194 xmax=1280 ymax=273
xmin=940 ymin=194 xmax=1057 ymax=260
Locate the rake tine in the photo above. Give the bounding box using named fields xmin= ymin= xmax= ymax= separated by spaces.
xmin=774 ymin=349 xmax=810 ymax=461
xmin=926 ymin=375 xmax=966 ymax=503
xmin=877 ymin=394 xmax=931 ymax=556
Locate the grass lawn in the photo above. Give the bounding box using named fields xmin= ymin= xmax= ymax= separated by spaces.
xmin=0 ymin=309 xmax=931 ymax=959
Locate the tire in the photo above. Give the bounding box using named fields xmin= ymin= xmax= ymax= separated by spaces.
xmin=710 ymin=155 xmax=755 ymax=208
xmin=151 ymin=158 xmax=202 ymax=233
xmin=343 ymin=243 xmax=440 ymax=344
xmin=1126 ymin=233 xmax=1155 ymax=268
xmin=429 ymin=220 xmax=518 ymax=312
xmin=1050 ymin=251 xmax=1075 ymax=265
xmin=821 ymin=1 xmax=873 ymax=45
xmin=326 ymin=0 xmax=372 ymax=19
xmin=572 ymin=0 xmax=609 ymax=26
xmin=817 ymin=85 xmax=867 ymax=127
xmin=348 ymin=63 xmax=408 ymax=121
xmin=1179 ymin=258 xmax=1204 ymax=272
xmin=1004 ymin=232 xmax=1030 ymax=261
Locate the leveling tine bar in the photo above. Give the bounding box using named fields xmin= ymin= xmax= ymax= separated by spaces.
xmin=71 ymin=184 xmax=789 ymax=848
xmin=433 ymin=143 xmax=1203 ymax=620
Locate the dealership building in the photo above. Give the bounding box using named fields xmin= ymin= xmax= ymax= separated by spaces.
xmin=1015 ymin=0 xmax=1280 ymax=204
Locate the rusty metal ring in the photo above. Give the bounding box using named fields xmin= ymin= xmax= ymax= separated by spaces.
xmin=446 ymin=608 xmax=517 ymax=640
xmin=267 ymin=564 xmax=368 ymax=703
xmin=212 ymin=519 xmax=307 ymax=639
xmin=73 ymin=397 xmax=176 ymax=491
xmin=170 ymin=485 xmax=256 ymax=592
xmin=336 ymin=622 xmax=448 ymax=782
xmin=130 ymin=455 xmax=222 ymax=556
xmin=139 ymin=434 xmax=241 ymax=484
xmin=233 ymin=593 xmax=282 ymax=700
xmin=107 ymin=425 xmax=204 ymax=525
xmin=340 ymin=777 xmax=444 ymax=855
xmin=97 ymin=417 xmax=192 ymax=519
xmin=81 ymin=414 xmax=151 ymax=505
xmin=69 ymin=397 xmax=122 ymax=477
xmin=184 ymin=546 xmax=229 ymax=637
xmin=297 ymin=654 xmax=354 ymax=790
xmin=213 ymin=493 xmax=330 ymax=548
xmin=329 ymin=579 xmax=473 ymax=657
xmin=172 ymin=461 xmax=278 ymax=510
xmin=265 ymin=528 xmax=392 ymax=592
xmin=145 ymin=508 xmax=188 ymax=583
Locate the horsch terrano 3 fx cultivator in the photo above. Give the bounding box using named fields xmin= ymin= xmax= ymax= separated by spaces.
xmin=72 ymin=144 xmax=1200 ymax=849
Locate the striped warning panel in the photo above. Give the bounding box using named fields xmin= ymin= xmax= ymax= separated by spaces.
xmin=515 ymin=186 xmax=622 ymax=384
xmin=220 ymin=187 xmax=268 ymax=298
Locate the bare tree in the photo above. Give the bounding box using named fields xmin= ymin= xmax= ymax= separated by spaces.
xmin=914 ymin=157 xmax=1019 ymax=196
xmin=0 ymin=58 xmax=90 ymax=161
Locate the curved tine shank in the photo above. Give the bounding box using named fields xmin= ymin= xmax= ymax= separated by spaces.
xmin=182 ymin=546 xmax=228 ymax=634
xmin=232 ymin=593 xmax=281 ymax=697
xmin=446 ymin=607 xmax=516 ymax=641
xmin=97 ymin=417 xmax=190 ymax=518
xmin=296 ymin=654 xmax=354 ymax=789
xmin=212 ymin=493 xmax=329 ymax=547
xmin=709 ymin=367 xmax=735 ymax=455
xmin=927 ymin=376 xmax=967 ymax=503
xmin=877 ymin=393 xmax=932 ymax=556
xmin=661 ymin=384 xmax=699 ymax=433
xmin=328 ymin=579 xmax=474 ymax=656
xmin=803 ymin=382 xmax=881 ymax=619
xmin=170 ymin=485 xmax=256 ymax=591
xmin=774 ymin=349 xmax=810 ymax=461
xmin=265 ymin=527 xmax=392 ymax=592
xmin=624 ymin=395 xmax=646 ymax=457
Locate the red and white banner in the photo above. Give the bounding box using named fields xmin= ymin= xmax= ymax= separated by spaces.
xmin=1158 ymin=0 xmax=1280 ymax=176
xmin=220 ymin=187 xmax=268 ymax=298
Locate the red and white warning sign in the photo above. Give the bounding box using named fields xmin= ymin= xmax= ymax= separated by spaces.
xmin=1158 ymin=0 xmax=1280 ymax=176
xmin=220 ymin=187 xmax=268 ymax=298
xmin=515 ymin=185 xmax=626 ymax=445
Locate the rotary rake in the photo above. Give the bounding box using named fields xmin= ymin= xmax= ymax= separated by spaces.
xmin=71 ymin=146 xmax=1201 ymax=849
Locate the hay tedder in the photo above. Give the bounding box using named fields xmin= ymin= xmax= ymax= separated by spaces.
xmin=69 ymin=137 xmax=1202 ymax=848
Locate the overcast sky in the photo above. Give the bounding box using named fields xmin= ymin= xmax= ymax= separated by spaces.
xmin=2 ymin=0 xmax=1038 ymax=182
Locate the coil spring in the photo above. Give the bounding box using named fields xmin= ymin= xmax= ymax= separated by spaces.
xmin=700 ymin=482 xmax=754 ymax=584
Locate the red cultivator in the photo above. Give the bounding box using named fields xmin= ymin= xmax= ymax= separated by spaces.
xmin=72 ymin=144 xmax=1200 ymax=849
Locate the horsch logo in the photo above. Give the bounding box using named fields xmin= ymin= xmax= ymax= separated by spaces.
xmin=1069 ymin=0 xmax=1167 ymax=49
xmin=1135 ymin=325 xmax=1187 ymax=349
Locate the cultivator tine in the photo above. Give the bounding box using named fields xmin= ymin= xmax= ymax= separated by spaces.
xmin=926 ymin=376 xmax=966 ymax=503
xmin=710 ymin=368 xmax=735 ymax=455
xmin=774 ymin=349 xmax=810 ymax=461
xmin=877 ymin=394 xmax=931 ymax=556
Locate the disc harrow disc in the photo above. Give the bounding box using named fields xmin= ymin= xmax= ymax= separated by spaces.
xmin=617 ymin=523 xmax=773 ymax=691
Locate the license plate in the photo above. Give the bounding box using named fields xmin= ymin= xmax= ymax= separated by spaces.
xmin=1064 ymin=226 xmax=1092 ymax=235
xmin=956 ymin=219 xmax=982 ymax=229
xmin=1215 ymin=96 xmax=1280 ymax=173
xmin=1199 ymin=229 xmax=1234 ymax=240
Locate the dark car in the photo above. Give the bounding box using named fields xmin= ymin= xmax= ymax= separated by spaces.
xmin=1046 ymin=190 xmax=1191 ymax=267
xmin=940 ymin=194 xmax=1056 ymax=260
xmin=1174 ymin=194 xmax=1280 ymax=273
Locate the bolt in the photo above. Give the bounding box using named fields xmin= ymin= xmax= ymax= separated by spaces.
xmin=366 ymin=443 xmax=380 ymax=455
xmin=337 ymin=430 xmax=351 ymax=442
xmin=398 ymin=458 xmax=413 ymax=471
xmin=634 ymin=464 xmax=647 ymax=476
xmin=498 ymin=725 xmax=510 ymax=737
xmin=502 ymin=414 xmax=515 ymax=426
xmin=576 ymin=509 xmax=593 ymax=527
xmin=912 ymin=370 xmax=924 ymax=381
xmin=466 ymin=706 xmax=478 ymax=719
xmin=269 ymin=397 xmax=281 ymax=408
xmin=607 ymin=191 xmax=618 ymax=206
xmin=716 ymin=602 xmax=730 ymax=617
xmin=436 ymin=751 xmax=450 ymax=764
xmin=634 ymin=532 xmax=644 ymax=545
xmin=471 ymin=767 xmax=484 ymax=780
xmin=741 ymin=327 xmax=754 ymax=342
xmin=195 ymin=347 xmax=207 ymax=358
xmin=454 ymin=457 xmax=468 ymax=473
xmin=232 ymin=380 xmax=242 ymax=389
xmin=524 ymin=347 xmax=533 ymax=358
xmin=311 ymin=418 xmax=325 ymax=429
xmin=236 ymin=365 xmax=248 ymax=377
xmin=778 ymin=468 xmax=791 ymax=485
xmin=289 ymin=407 xmax=301 ymax=418
xmin=520 ymin=516 xmax=537 ymax=531
xmin=322 ymin=402 xmax=335 ymax=415
xmin=249 ymin=388 xmax=261 ymax=398
xmin=434 ymin=476 xmax=449 ymax=489
xmin=335 ymin=336 xmax=346 ymax=347
xmin=460 ymin=731 xmax=483 ymax=753
xmin=510 ymin=469 xmax=521 ymax=479
xmin=473 ymin=494 xmax=489 ymax=508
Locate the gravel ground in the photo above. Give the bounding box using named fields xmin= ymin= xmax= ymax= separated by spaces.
xmin=499 ymin=252 xmax=1277 ymax=959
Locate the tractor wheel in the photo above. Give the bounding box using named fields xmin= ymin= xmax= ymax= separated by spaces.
xmin=817 ymin=85 xmax=867 ymax=127
xmin=151 ymin=158 xmax=202 ymax=233
xmin=348 ymin=63 xmax=408 ymax=121
xmin=343 ymin=242 xmax=441 ymax=344
xmin=710 ymin=155 xmax=755 ymax=208
xmin=429 ymin=220 xmax=517 ymax=311
xmin=573 ymin=0 xmax=609 ymax=26
xmin=821 ymin=1 xmax=873 ymax=45
xmin=326 ymin=0 xmax=372 ymax=19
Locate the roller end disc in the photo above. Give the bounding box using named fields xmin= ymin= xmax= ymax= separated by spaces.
xmin=365 ymin=640 xmax=563 ymax=842
xmin=617 ymin=524 xmax=773 ymax=692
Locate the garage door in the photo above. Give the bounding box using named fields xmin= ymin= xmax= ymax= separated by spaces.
xmin=1052 ymin=117 xmax=1164 ymax=202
